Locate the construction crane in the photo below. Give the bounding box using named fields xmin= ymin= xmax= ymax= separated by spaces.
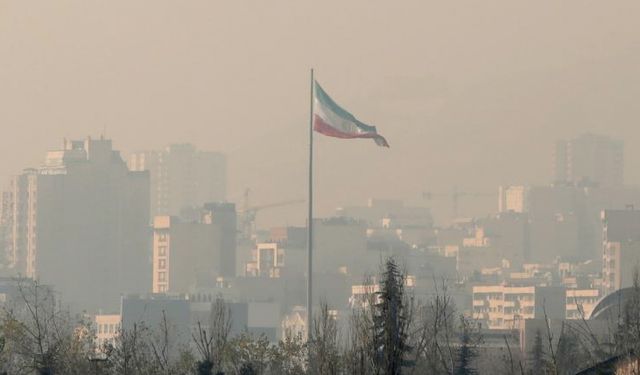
xmin=239 ymin=188 xmax=304 ymax=241
xmin=422 ymin=187 xmax=495 ymax=219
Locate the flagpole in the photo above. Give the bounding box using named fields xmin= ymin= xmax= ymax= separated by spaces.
xmin=307 ymin=68 xmax=314 ymax=338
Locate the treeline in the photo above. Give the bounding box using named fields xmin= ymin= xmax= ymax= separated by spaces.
xmin=2 ymin=260 xmax=640 ymax=374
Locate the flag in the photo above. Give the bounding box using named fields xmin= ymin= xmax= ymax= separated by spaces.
xmin=313 ymin=81 xmax=389 ymax=147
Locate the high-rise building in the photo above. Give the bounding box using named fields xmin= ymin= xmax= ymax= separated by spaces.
xmin=601 ymin=208 xmax=640 ymax=295
xmin=554 ymin=133 xmax=624 ymax=187
xmin=525 ymin=184 xmax=640 ymax=263
xmin=0 ymin=137 xmax=150 ymax=311
xmin=0 ymin=169 xmax=38 ymax=276
xmin=314 ymin=217 xmax=369 ymax=276
xmin=203 ymin=202 xmax=237 ymax=278
xmin=152 ymin=203 xmax=236 ymax=293
xmin=255 ymin=242 xmax=283 ymax=278
xmin=129 ymin=144 xmax=226 ymax=217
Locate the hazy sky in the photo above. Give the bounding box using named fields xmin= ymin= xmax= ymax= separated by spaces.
xmin=1 ymin=1 xmax=640 ymax=226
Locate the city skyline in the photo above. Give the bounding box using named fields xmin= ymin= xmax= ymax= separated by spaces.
xmin=2 ymin=2 xmax=640 ymax=373
xmin=2 ymin=1 xmax=640 ymax=228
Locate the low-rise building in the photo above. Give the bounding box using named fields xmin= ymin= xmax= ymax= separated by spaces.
xmin=94 ymin=314 xmax=121 ymax=351
xmin=152 ymin=203 xmax=237 ymax=294
xmin=473 ymin=285 xmax=566 ymax=330
xmin=566 ymin=289 xmax=599 ymax=320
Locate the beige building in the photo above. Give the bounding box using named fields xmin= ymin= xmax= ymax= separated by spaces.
xmin=554 ymin=133 xmax=624 ymax=187
xmin=349 ymin=283 xmax=381 ymax=309
xmin=337 ymin=198 xmax=433 ymax=228
xmin=349 ymin=277 xmax=416 ymax=309
xmin=153 ymin=203 xmax=236 ymax=293
xmin=0 ymin=137 xmax=150 ymax=311
xmin=601 ymin=209 xmax=640 ymax=295
xmin=0 ymin=169 xmax=38 ymax=277
xmin=314 ymin=217 xmax=370 ymax=276
xmin=129 ymin=143 xmax=226 ymax=217
xmin=566 ymin=289 xmax=599 ymax=319
xmin=248 ymin=242 xmax=284 ymax=278
xmin=473 ymin=285 xmax=566 ymax=330
xmin=498 ymin=185 xmax=528 ymax=213
xmin=94 ymin=314 xmax=121 ymax=351
xmin=153 ymin=215 xmax=220 ymax=293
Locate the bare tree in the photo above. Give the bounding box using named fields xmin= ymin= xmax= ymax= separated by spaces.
xmin=268 ymin=331 xmax=306 ymax=375
xmin=191 ymin=297 xmax=233 ymax=374
xmin=307 ymin=302 xmax=339 ymax=375
xmin=343 ymin=273 xmax=379 ymax=375
xmin=454 ymin=315 xmax=480 ymax=375
xmin=105 ymin=322 xmax=157 ymax=375
xmin=193 ymin=321 xmax=215 ymax=375
xmin=410 ymin=278 xmax=457 ymax=374
xmin=149 ymin=311 xmax=174 ymax=374
xmin=226 ymin=332 xmax=270 ymax=375
xmin=1 ymin=279 xmax=91 ymax=374
xmin=541 ymin=303 xmax=558 ymax=375
xmin=104 ymin=318 xmax=193 ymax=375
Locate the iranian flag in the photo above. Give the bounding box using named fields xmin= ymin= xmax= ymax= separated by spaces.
xmin=314 ymin=81 xmax=389 ymax=147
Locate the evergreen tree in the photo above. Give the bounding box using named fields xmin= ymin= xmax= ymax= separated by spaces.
xmin=555 ymin=327 xmax=585 ymax=375
xmin=528 ymin=329 xmax=549 ymax=375
xmin=454 ymin=316 xmax=477 ymax=375
xmin=373 ymin=258 xmax=412 ymax=375
xmin=196 ymin=359 xmax=214 ymax=375
xmin=239 ymin=363 xmax=257 ymax=375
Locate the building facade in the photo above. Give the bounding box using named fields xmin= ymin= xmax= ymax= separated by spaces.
xmin=152 ymin=203 xmax=237 ymax=293
xmin=94 ymin=314 xmax=121 ymax=351
xmin=566 ymin=289 xmax=599 ymax=319
xmin=601 ymin=208 xmax=640 ymax=295
xmin=0 ymin=138 xmax=150 ymax=311
xmin=473 ymin=285 xmax=566 ymax=330
xmin=129 ymin=143 xmax=226 ymax=217
xmin=554 ymin=133 xmax=624 ymax=187
xmin=0 ymin=137 xmax=150 ymax=311
xmin=498 ymin=185 xmax=528 ymax=213
xmin=0 ymin=170 xmax=39 ymax=277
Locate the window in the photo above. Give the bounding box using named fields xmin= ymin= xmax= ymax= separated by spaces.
xmin=158 ymin=232 xmax=168 ymax=243
xmin=159 ymin=285 xmax=167 ymax=293
xmin=158 ymin=246 xmax=167 ymax=256
xmin=158 ymin=272 xmax=166 ymax=282
xmin=158 ymin=259 xmax=166 ymax=269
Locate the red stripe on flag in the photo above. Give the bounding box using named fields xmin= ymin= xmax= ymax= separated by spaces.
xmin=314 ymin=115 xmax=389 ymax=147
